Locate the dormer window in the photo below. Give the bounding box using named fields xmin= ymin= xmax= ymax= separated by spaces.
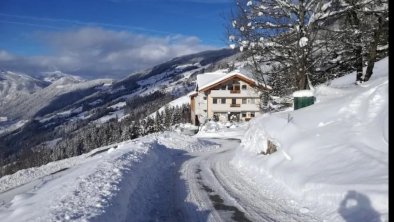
xmin=230 ymin=80 xmax=240 ymax=93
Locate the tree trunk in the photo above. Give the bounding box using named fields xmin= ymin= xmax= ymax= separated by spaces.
xmin=364 ymin=16 xmax=383 ymax=82
xmin=297 ymin=0 xmax=308 ymax=90
xmin=355 ymin=46 xmax=363 ymax=83
xmin=297 ymin=72 xmax=307 ymax=90
xmin=348 ymin=10 xmax=363 ymax=83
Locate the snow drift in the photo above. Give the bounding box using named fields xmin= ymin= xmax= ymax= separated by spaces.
xmin=196 ymin=120 xmax=247 ymax=140
xmin=231 ymin=57 xmax=388 ymax=221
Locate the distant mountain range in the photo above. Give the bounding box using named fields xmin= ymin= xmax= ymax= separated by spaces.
xmin=0 ymin=48 xmax=237 ymax=120
xmin=0 ymin=48 xmax=240 ymax=176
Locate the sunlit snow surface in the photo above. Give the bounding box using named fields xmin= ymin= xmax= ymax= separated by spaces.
xmin=232 ymin=57 xmax=388 ymax=221
xmin=0 ymin=132 xmax=219 ymax=222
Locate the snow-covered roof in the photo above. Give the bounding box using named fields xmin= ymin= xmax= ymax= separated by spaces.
xmin=196 ymin=69 xmax=260 ymax=92
xmin=188 ymin=91 xmax=198 ymax=97
xmin=196 ymin=70 xmax=228 ymax=90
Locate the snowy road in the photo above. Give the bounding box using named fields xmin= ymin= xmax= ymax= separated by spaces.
xmin=0 ymin=135 xmax=324 ymax=222
xmin=136 ymin=137 xmax=323 ymax=222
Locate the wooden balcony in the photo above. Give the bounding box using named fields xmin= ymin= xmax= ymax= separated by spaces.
xmin=230 ymin=90 xmax=240 ymax=94
xmin=230 ymin=104 xmax=241 ymax=107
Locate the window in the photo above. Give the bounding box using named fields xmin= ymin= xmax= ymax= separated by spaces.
xmin=221 ymin=85 xmax=226 ymax=90
xmin=203 ymin=96 xmax=207 ymax=100
xmin=213 ymin=98 xmax=217 ymax=104
xmin=250 ymin=112 xmax=255 ymax=117
xmin=232 ymin=98 xmax=236 ymax=104
xmin=242 ymin=98 xmax=247 ymax=104
xmin=242 ymin=85 xmax=247 ymax=90
xmin=242 ymin=113 xmax=246 ymax=117
xmin=221 ymin=98 xmax=226 ymax=104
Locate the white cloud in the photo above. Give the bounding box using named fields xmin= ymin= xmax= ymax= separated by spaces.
xmin=0 ymin=27 xmax=216 ymax=79
xmin=0 ymin=50 xmax=15 ymax=61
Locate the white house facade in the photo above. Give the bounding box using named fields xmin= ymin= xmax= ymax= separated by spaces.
xmin=189 ymin=70 xmax=269 ymax=125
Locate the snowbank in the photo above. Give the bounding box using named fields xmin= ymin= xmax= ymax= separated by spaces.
xmin=231 ymin=57 xmax=388 ymax=221
xmin=0 ymin=132 xmax=220 ymax=222
xmin=0 ymin=138 xmax=153 ymax=222
xmin=157 ymin=131 xmax=220 ymax=152
xmin=196 ymin=120 xmax=248 ymax=140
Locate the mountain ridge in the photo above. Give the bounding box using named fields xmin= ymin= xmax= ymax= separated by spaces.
xmin=0 ymin=48 xmax=240 ymax=176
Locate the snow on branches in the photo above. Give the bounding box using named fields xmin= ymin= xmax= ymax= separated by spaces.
xmin=227 ymin=0 xmax=388 ymax=94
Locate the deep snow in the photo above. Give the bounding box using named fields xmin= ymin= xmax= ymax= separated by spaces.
xmin=231 ymin=57 xmax=389 ymax=221
xmin=0 ymin=132 xmax=220 ymax=222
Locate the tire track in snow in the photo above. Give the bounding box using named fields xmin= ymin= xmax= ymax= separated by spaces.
xmin=195 ymin=167 xmax=252 ymax=222
xmin=181 ymin=138 xmax=322 ymax=222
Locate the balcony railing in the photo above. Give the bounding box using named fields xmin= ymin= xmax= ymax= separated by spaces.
xmin=230 ymin=104 xmax=241 ymax=107
xmin=230 ymin=90 xmax=240 ymax=94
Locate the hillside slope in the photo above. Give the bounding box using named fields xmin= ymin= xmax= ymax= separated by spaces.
xmin=0 ymin=48 xmax=239 ymax=177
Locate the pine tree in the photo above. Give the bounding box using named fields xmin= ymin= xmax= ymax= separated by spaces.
xmin=172 ymin=106 xmax=182 ymax=125
xmin=154 ymin=111 xmax=164 ymax=132
xmin=130 ymin=121 xmax=141 ymax=139
xmin=163 ymin=105 xmax=172 ymax=128
xmin=145 ymin=117 xmax=155 ymax=134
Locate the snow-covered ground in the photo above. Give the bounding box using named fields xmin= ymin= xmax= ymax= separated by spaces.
xmin=231 ymin=57 xmax=389 ymax=221
xmin=94 ymin=109 xmax=125 ymax=124
xmin=180 ymin=138 xmax=325 ymax=221
xmin=149 ymin=94 xmax=190 ymax=118
xmin=0 ymin=132 xmax=220 ymax=222
xmin=195 ymin=120 xmax=248 ymax=140
xmin=0 ymin=131 xmax=320 ymax=222
xmin=0 ymin=120 xmax=29 ymax=136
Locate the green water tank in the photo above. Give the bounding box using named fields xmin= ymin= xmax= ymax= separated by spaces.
xmin=293 ymin=90 xmax=315 ymax=110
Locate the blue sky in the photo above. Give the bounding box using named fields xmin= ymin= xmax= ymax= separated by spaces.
xmin=0 ymin=0 xmax=234 ymax=78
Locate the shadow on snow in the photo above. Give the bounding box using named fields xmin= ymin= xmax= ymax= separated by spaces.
xmin=338 ymin=190 xmax=381 ymax=222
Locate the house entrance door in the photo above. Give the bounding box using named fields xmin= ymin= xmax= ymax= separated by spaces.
xmin=228 ymin=112 xmax=240 ymax=122
xmin=195 ymin=115 xmax=200 ymax=126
